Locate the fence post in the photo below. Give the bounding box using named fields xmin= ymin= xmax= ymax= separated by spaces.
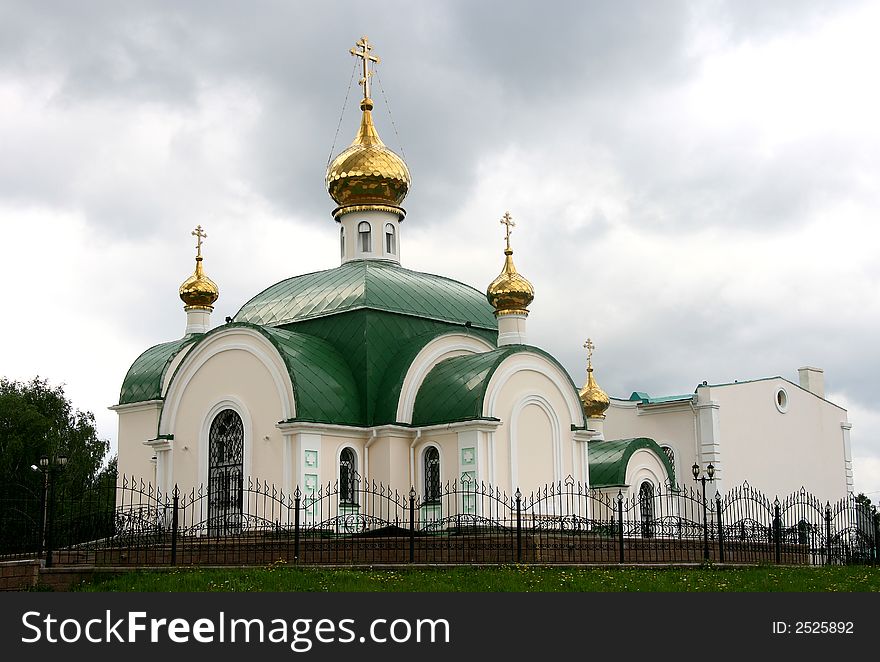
xmin=409 ymin=487 xmax=416 ymax=564
xmin=715 ymin=492 xmax=724 ymax=564
xmin=825 ymin=502 xmax=832 ymax=566
xmin=773 ymin=498 xmax=781 ymax=564
xmin=293 ymin=487 xmax=301 ymax=564
xmin=170 ymin=486 xmax=179 ymax=566
xmin=44 ymin=470 xmax=57 ymax=569
xmin=515 ymin=489 xmax=522 ymax=563
xmin=617 ymin=490 xmax=624 ymax=564
xmin=873 ymin=507 xmax=879 ymax=566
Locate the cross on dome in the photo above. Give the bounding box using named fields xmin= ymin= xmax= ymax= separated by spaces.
xmin=584 ymin=338 xmax=595 ymax=369
xmin=500 ymin=212 xmax=516 ymax=251
xmin=192 ymin=225 xmax=207 ymax=258
xmin=350 ymin=36 xmax=380 ymax=104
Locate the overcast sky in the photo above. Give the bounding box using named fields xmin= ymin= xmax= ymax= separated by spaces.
xmin=1 ymin=0 xmax=878 ymax=499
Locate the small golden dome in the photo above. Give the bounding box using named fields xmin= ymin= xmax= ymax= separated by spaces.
xmin=579 ymin=338 xmax=610 ymax=418
xmin=326 ymin=100 xmax=411 ymax=219
xmin=579 ymin=367 xmax=610 ymax=419
xmin=179 ymin=225 xmax=218 ymax=309
xmin=487 ymin=212 xmax=534 ymax=316
xmin=487 ymin=249 xmax=535 ymax=316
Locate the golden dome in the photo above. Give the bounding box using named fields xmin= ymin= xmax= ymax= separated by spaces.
xmin=579 ymin=367 xmax=610 ymax=419
xmin=487 ymin=212 xmax=534 ymax=316
xmin=487 ymin=249 xmax=535 ymax=315
xmin=579 ymin=338 xmax=610 ymax=418
xmin=326 ymin=99 xmax=411 ymax=219
xmin=179 ymin=225 xmax=218 ymax=309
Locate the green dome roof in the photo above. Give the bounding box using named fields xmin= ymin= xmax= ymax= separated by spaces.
xmin=234 ymin=260 xmax=498 ymax=330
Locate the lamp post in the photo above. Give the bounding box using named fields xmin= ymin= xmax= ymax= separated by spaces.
xmin=35 ymin=453 xmax=68 ymax=565
xmin=692 ymin=461 xmax=715 ymax=561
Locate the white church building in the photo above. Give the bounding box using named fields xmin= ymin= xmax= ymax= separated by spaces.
xmin=113 ymin=38 xmax=853 ymax=517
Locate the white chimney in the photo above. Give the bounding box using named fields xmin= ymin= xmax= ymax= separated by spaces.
xmin=798 ymin=366 xmax=824 ymax=398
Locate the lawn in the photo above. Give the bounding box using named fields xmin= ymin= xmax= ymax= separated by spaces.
xmin=74 ymin=564 xmax=880 ymax=592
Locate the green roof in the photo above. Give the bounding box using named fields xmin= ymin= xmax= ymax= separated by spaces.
xmin=119 ymin=336 xmax=199 ymax=405
xmin=411 ymin=345 xmax=584 ymax=427
xmin=628 ymin=392 xmax=694 ymax=404
xmin=411 ymin=348 xmax=520 ymax=426
xmin=234 ymin=260 xmax=498 ymax=330
xmin=261 ymin=326 xmax=362 ymax=425
xmin=589 ymin=437 xmax=677 ymax=489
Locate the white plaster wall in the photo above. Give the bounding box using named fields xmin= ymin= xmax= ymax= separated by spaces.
xmin=514 ymin=404 xmax=555 ymax=491
xmin=338 ymin=209 xmax=401 ymax=263
xmin=708 ymin=380 xmax=849 ymax=502
xmin=116 ymin=403 xmax=161 ymax=481
xmin=605 ymin=402 xmax=695 ymax=487
xmin=167 ymin=348 xmax=286 ymax=493
xmin=487 ymin=367 xmax=576 ymax=494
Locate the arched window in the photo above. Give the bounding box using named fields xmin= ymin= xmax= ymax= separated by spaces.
xmin=340 ymin=227 xmax=345 ymax=259
xmin=208 ymin=409 xmax=244 ymax=536
xmin=339 ymin=447 xmax=357 ymax=505
xmin=639 ymin=481 xmax=654 ymax=539
xmin=358 ymin=221 xmax=372 ymax=252
xmin=661 ymin=445 xmax=675 ymax=483
xmin=424 ymin=447 xmax=440 ymax=503
xmin=385 ymin=223 xmax=396 ymax=254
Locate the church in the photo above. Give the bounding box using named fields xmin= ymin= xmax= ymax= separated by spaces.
xmin=113 ymin=38 xmax=853 ymax=521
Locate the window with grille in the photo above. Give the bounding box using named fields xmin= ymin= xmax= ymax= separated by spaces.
xmin=424 ymin=447 xmax=440 ymax=503
xmin=339 ymin=447 xmax=358 ymax=505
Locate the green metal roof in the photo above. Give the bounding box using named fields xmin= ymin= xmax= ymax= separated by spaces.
xmin=588 ymin=437 xmax=677 ymax=489
xmin=234 ymin=260 xmax=498 ymax=330
xmin=260 ymin=326 xmax=362 ymax=425
xmin=628 ymin=392 xmax=694 ymax=405
xmin=119 ymin=336 xmax=199 ymax=405
xmin=411 ymin=347 xmax=518 ymax=426
xmin=411 ymin=345 xmax=584 ymax=427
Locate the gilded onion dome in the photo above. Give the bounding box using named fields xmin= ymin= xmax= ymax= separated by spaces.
xmin=487 ymin=212 xmax=534 ymax=316
xmin=326 ymin=37 xmax=410 ymax=220
xmin=579 ymin=339 xmax=610 ymax=419
xmin=179 ymin=225 xmax=219 ymax=309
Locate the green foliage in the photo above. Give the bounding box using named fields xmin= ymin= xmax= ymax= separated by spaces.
xmin=0 ymin=376 xmax=110 ymax=493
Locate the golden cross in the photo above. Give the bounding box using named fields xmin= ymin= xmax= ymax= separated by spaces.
xmin=584 ymin=338 xmax=595 ymax=369
xmin=350 ymin=36 xmax=380 ymax=102
xmin=192 ymin=225 xmax=207 ymax=258
xmin=500 ymin=211 xmax=515 ymax=250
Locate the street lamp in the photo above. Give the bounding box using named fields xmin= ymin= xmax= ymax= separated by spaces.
xmin=35 ymin=453 xmax=68 ymax=564
xmin=692 ymin=461 xmax=715 ymax=561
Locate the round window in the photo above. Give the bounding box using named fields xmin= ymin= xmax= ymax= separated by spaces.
xmin=774 ymin=388 xmax=788 ymax=413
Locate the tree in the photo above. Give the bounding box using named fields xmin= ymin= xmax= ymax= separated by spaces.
xmin=0 ymin=376 xmax=111 ymax=495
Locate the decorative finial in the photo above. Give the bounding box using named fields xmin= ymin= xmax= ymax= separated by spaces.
xmin=192 ymin=225 xmax=207 ymax=259
xmin=500 ymin=211 xmax=516 ymax=252
xmin=179 ymin=224 xmax=219 ymax=310
xmin=578 ymin=336 xmax=609 ymax=419
xmin=350 ymin=36 xmax=380 ymax=109
xmin=584 ymin=338 xmax=595 ymax=371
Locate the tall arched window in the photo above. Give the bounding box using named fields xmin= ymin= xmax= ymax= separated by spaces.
xmin=339 ymin=447 xmax=357 ymax=505
xmin=385 ymin=223 xmax=396 ymax=255
xmin=639 ymin=480 xmax=654 ymax=539
xmin=424 ymin=447 xmax=440 ymax=503
xmin=358 ymin=221 xmax=372 ymax=252
xmin=340 ymin=227 xmax=345 ymax=259
xmin=208 ymin=409 xmax=244 ymax=536
xmin=661 ymin=445 xmax=675 ymax=483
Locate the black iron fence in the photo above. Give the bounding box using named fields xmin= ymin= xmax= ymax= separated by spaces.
xmin=1 ymin=474 xmax=877 ymax=567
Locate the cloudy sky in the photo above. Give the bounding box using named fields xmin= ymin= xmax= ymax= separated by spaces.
xmin=1 ymin=0 xmax=878 ymax=498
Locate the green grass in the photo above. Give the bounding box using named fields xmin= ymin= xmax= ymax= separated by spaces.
xmin=74 ymin=564 xmax=880 ymax=592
